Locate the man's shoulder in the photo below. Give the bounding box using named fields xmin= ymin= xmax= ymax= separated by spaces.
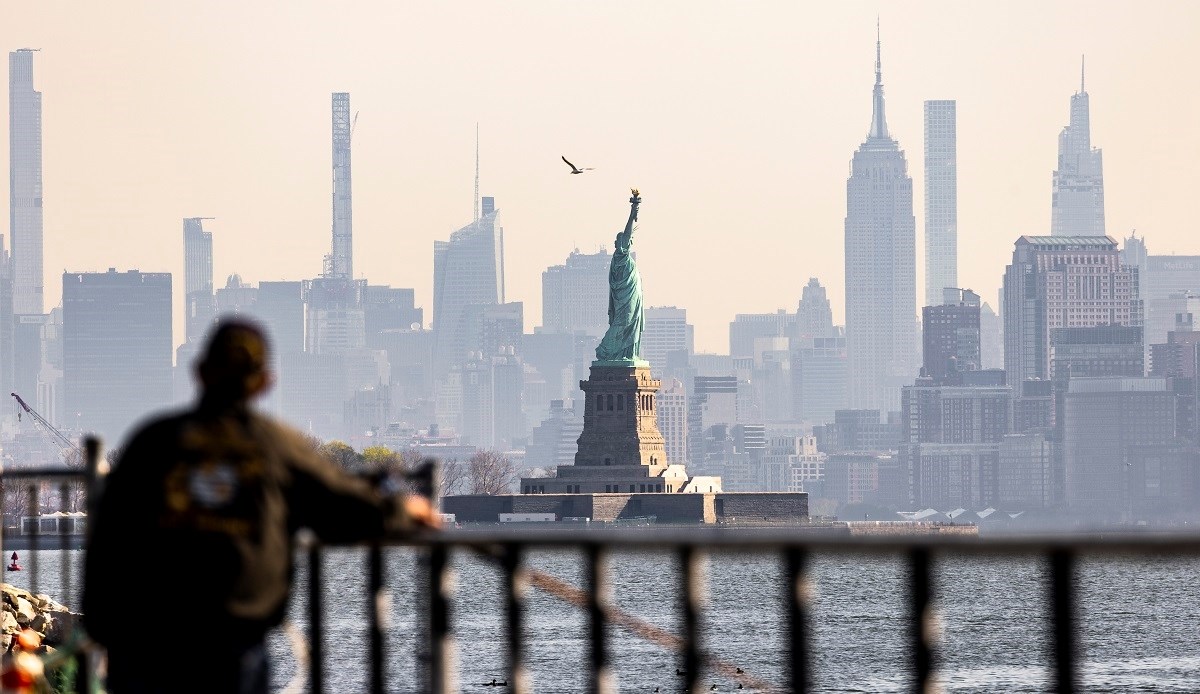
xmin=246 ymin=412 xmax=318 ymax=450
xmin=121 ymin=409 xmax=194 ymax=445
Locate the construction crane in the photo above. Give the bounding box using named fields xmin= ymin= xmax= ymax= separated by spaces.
xmin=10 ymin=392 xmax=75 ymax=457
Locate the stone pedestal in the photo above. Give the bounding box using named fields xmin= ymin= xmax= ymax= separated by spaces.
xmin=521 ymin=362 xmax=694 ymax=494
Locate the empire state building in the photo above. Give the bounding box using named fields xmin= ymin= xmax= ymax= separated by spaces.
xmin=844 ymin=29 xmax=917 ymax=411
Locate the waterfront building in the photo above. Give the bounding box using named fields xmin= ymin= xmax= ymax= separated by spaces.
xmin=844 ymin=31 xmax=918 ymax=411
xmin=997 ymin=431 xmax=1056 ymax=510
xmin=901 ymin=377 xmax=1012 ymax=509
xmin=10 ymin=50 xmax=43 ymax=317
xmin=541 ymin=249 xmax=610 ymax=338
xmin=924 ymin=100 xmax=957 ymax=307
xmin=63 ymin=270 xmax=172 ymax=445
xmin=1062 ymin=377 xmax=1190 ymax=518
xmin=824 ymin=452 xmax=892 ymax=508
xmin=922 ymin=288 xmax=981 ymax=384
xmin=1051 ymin=62 xmax=1105 ymax=236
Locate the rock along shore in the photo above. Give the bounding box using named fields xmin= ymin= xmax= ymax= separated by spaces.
xmin=0 ymin=584 xmax=79 ymax=652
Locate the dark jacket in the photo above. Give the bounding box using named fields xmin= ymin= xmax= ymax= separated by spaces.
xmin=82 ymin=402 xmax=409 ymax=649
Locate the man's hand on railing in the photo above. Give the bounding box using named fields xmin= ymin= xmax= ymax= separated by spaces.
xmin=404 ymin=494 xmax=442 ymax=530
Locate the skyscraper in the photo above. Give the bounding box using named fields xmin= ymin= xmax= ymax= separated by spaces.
xmin=795 ymin=278 xmax=835 ymax=340
xmin=183 ymin=217 xmax=214 ymax=344
xmin=924 ymin=100 xmax=957 ymax=306
xmin=1002 ymin=236 xmax=1142 ymax=387
xmin=540 ymin=248 xmax=611 ymax=337
xmin=432 ymin=197 xmax=505 ymax=375
xmin=307 ymin=93 xmax=366 ymax=356
xmin=329 ymin=92 xmax=353 ymax=279
xmin=844 ymin=29 xmax=917 ymax=411
xmin=922 ymin=288 xmax=981 ymax=384
xmin=642 ymin=306 xmax=693 ymax=374
xmin=10 ymin=49 xmax=43 ymax=316
xmin=1051 ymin=60 xmax=1105 ymax=236
xmin=63 ymin=270 xmax=172 ymax=445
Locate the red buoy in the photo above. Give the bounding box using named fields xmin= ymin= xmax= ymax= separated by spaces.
xmin=7 ymin=552 xmax=20 ymax=572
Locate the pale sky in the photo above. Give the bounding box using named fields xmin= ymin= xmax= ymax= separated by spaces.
xmin=3 ymin=2 xmax=1198 ymax=353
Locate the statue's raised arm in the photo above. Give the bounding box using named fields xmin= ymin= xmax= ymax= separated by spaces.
xmin=614 ymin=189 xmax=641 ymax=252
xmin=595 ymin=188 xmax=647 ymax=364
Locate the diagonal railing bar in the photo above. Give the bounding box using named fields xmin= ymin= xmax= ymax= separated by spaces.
xmin=526 ymin=551 xmax=777 ymax=692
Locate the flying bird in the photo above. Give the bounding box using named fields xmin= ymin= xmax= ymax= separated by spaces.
xmin=562 ymin=156 xmax=594 ymax=174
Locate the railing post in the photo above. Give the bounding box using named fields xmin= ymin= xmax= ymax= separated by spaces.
xmin=786 ymin=547 xmax=810 ymax=694
xmin=680 ymin=544 xmax=703 ymax=694
xmin=28 ymin=485 xmax=39 ymax=597
xmin=1050 ymin=548 xmax=1077 ymax=694
xmin=80 ymin=435 xmax=103 ymax=694
xmin=308 ymin=543 xmax=323 ymax=693
xmin=427 ymin=543 xmax=455 ymax=694
xmin=503 ymin=544 xmax=529 ymax=694
xmin=368 ymin=541 xmax=385 ymax=694
xmin=587 ymin=544 xmax=611 ymax=694
xmin=910 ymin=547 xmax=935 ymax=694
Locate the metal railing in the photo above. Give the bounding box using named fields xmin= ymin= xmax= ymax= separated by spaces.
xmin=4 ymin=440 xmax=1200 ymax=693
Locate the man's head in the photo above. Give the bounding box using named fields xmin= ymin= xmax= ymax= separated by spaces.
xmin=196 ymin=319 xmax=272 ymax=404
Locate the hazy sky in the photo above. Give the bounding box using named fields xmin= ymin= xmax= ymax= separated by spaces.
xmin=3 ymin=2 xmax=1199 ymax=353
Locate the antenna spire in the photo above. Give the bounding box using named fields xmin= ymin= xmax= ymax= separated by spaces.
xmin=1080 ymin=54 xmax=1085 ymax=93
xmin=474 ymin=123 xmax=480 ymax=223
xmin=875 ymin=16 xmax=882 ymax=86
xmin=868 ymin=18 xmax=888 ymax=139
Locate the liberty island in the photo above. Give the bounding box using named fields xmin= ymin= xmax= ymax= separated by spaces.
xmin=443 ymin=190 xmax=808 ymax=524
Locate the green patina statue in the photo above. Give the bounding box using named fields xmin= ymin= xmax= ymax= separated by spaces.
xmin=595 ymin=189 xmax=647 ymax=365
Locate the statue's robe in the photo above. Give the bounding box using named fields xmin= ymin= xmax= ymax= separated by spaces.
xmin=595 ymin=225 xmax=643 ymax=362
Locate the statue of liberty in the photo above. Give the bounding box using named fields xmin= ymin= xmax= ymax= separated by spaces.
xmin=595 ymin=189 xmax=646 ymax=364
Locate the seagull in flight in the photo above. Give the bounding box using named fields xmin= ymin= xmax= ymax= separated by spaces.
xmin=562 ymin=155 xmax=594 ymax=174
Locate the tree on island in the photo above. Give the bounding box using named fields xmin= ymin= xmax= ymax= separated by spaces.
xmin=465 ymin=450 xmax=519 ymax=495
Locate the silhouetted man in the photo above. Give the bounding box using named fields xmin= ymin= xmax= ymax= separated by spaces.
xmin=83 ymin=319 xmax=439 ymax=694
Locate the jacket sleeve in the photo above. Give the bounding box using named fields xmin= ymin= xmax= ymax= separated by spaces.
xmin=278 ymin=429 xmax=411 ymax=543
xmin=81 ymin=424 xmax=160 ymax=645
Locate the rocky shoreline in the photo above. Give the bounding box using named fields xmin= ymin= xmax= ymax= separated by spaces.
xmin=0 ymin=584 xmax=79 ymax=652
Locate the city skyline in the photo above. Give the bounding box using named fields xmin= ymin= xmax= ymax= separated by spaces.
xmin=1 ymin=4 xmax=1198 ymax=353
